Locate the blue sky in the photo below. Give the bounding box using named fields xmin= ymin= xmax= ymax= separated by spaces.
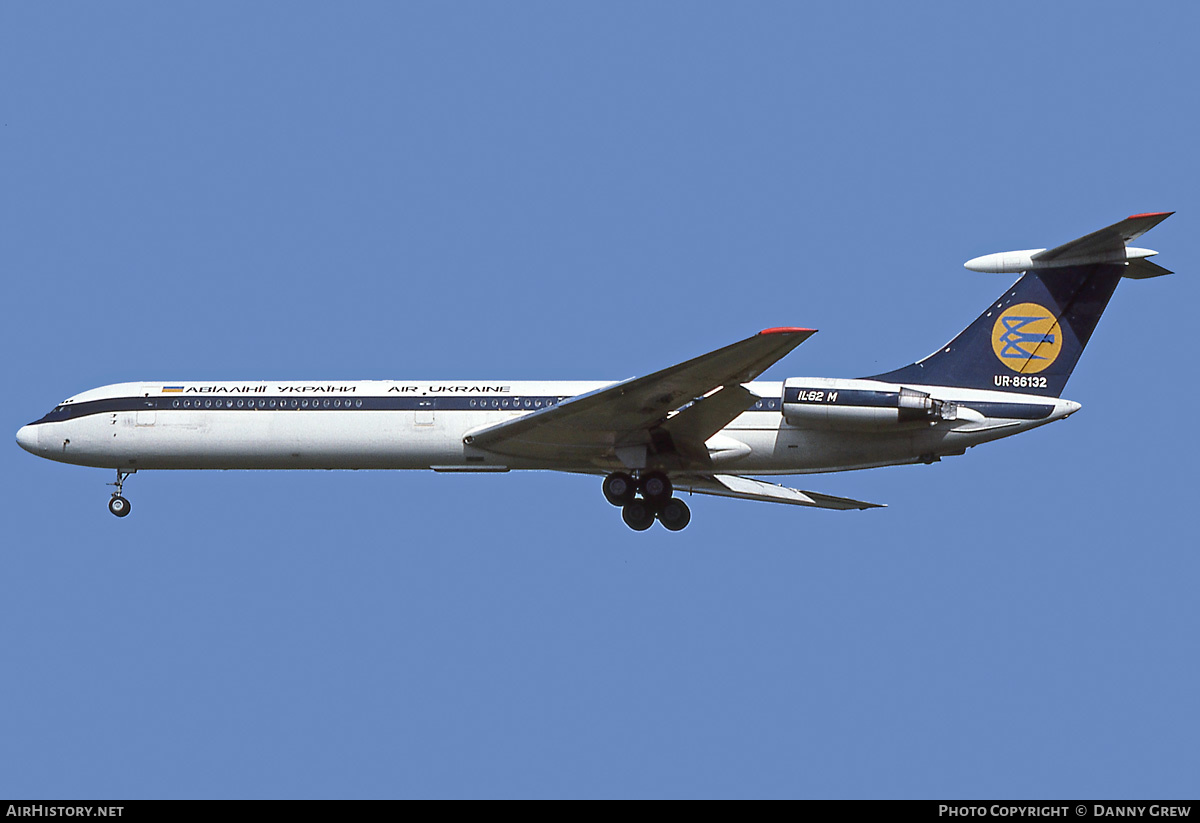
xmin=3 ymin=2 xmax=1197 ymax=799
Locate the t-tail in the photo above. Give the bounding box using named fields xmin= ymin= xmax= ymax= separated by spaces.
xmin=869 ymin=212 xmax=1174 ymax=397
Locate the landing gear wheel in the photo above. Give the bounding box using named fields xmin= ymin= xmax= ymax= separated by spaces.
xmin=108 ymin=496 xmax=131 ymax=518
xmin=621 ymin=500 xmax=655 ymax=531
xmin=602 ymin=472 xmax=637 ymax=507
xmin=657 ymin=498 xmax=691 ymax=531
xmin=640 ymin=471 xmax=673 ymax=507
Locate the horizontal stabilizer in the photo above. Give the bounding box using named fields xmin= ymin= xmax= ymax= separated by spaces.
xmin=1033 ymin=212 xmax=1174 ymax=263
xmin=675 ymin=473 xmax=885 ymax=509
xmin=1124 ymin=257 xmax=1173 ymax=279
xmin=964 ymin=212 xmax=1173 ymax=274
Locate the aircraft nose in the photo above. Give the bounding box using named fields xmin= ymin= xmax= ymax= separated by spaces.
xmin=16 ymin=425 xmax=39 ymax=454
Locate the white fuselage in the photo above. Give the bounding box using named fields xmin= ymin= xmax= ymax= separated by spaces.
xmin=17 ymin=378 xmax=1080 ymax=476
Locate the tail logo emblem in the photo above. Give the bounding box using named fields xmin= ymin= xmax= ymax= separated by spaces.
xmin=991 ymin=303 xmax=1063 ymax=374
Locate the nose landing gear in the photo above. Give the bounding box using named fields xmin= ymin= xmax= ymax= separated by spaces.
xmin=603 ymin=470 xmax=691 ymax=532
xmin=107 ymin=469 xmax=135 ymax=518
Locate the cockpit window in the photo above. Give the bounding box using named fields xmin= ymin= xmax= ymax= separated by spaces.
xmin=37 ymin=402 xmax=73 ymax=423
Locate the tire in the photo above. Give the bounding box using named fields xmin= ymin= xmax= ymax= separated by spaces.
xmin=641 ymin=471 xmax=673 ymax=507
xmin=657 ymin=498 xmax=691 ymax=531
xmin=108 ymin=496 xmax=131 ymax=518
xmin=621 ymin=500 xmax=655 ymax=531
xmin=603 ymin=472 xmax=637 ymax=507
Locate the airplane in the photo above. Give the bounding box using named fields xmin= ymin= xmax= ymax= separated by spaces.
xmin=16 ymin=212 xmax=1174 ymax=531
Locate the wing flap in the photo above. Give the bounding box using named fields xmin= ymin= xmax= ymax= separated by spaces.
xmin=676 ymin=473 xmax=885 ymax=509
xmin=661 ymin=384 xmax=759 ymax=457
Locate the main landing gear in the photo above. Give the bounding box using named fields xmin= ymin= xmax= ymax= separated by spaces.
xmin=603 ymin=471 xmax=692 ymax=532
xmin=107 ymin=469 xmax=134 ymax=518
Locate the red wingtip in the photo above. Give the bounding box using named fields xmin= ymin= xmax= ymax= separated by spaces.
xmin=758 ymin=326 xmax=816 ymax=336
xmin=1127 ymin=211 xmax=1174 ymax=220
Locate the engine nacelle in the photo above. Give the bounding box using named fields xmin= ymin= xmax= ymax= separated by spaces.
xmin=782 ymin=380 xmax=957 ymax=430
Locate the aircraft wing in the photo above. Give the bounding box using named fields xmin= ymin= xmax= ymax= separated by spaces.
xmin=463 ymin=328 xmax=815 ymax=463
xmin=675 ymin=473 xmax=885 ymax=509
xmin=1032 ymin=212 xmax=1174 ymax=263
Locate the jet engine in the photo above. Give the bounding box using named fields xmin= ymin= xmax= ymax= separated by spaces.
xmin=782 ymin=379 xmax=957 ymax=430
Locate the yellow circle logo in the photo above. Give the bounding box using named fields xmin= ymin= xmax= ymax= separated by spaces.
xmin=991 ymin=303 xmax=1063 ymax=374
